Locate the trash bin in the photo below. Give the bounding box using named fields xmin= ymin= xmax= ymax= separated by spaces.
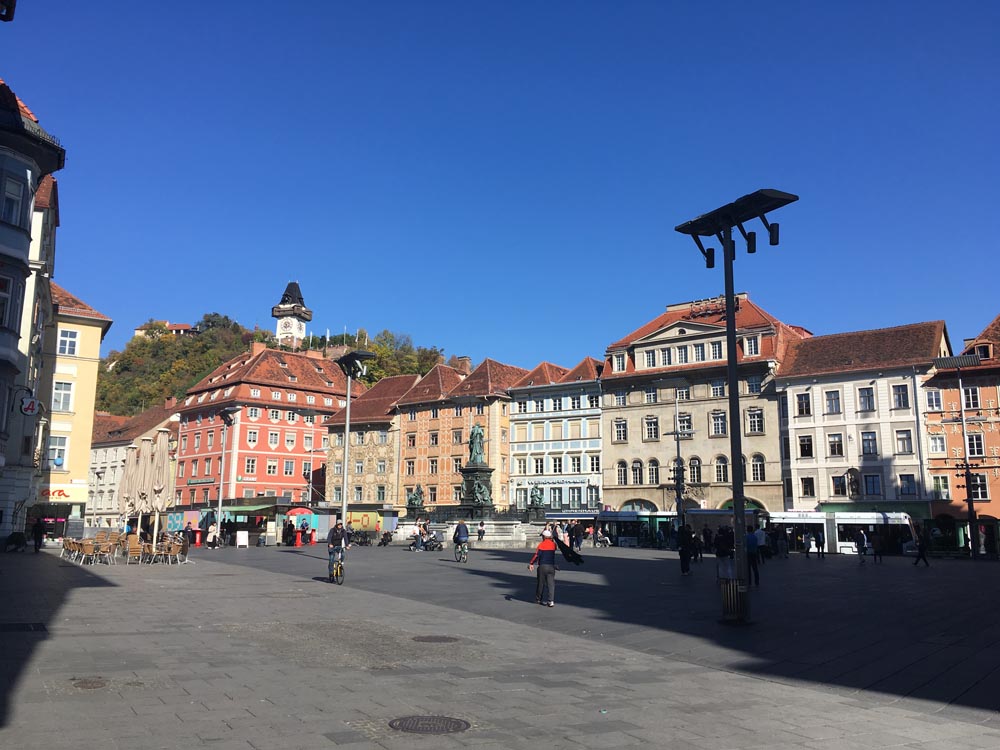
xmin=717 ymin=556 xmax=749 ymax=622
xmin=194 ymin=529 xmax=203 ymax=547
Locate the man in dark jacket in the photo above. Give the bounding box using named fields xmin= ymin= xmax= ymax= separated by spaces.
xmin=327 ymin=521 xmax=350 ymax=578
xmin=528 ymin=530 xmax=558 ymax=606
xmin=31 ymin=518 xmax=45 ymax=552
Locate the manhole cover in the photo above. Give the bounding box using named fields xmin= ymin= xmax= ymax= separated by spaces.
xmin=388 ymin=716 xmax=470 ymax=734
xmin=72 ymin=678 xmax=107 ymax=690
xmin=411 ymin=635 xmax=459 ymax=643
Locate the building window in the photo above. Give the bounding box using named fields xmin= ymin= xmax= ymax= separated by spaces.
xmin=552 ymin=457 xmax=562 ymax=474
xmin=283 ymin=459 xmax=295 ymax=476
xmin=744 ymin=336 xmax=759 ymax=356
xmin=825 ymin=391 xmax=841 ymax=414
xmin=864 ymin=474 xmax=882 ymax=496
xmin=858 ymin=387 xmax=875 ymax=412
xmin=801 ymin=477 xmax=815 ymax=497
xmin=266 ymin=459 xmax=278 ymax=476
xmin=549 ymin=487 xmax=562 ymax=508
xmin=268 ymin=431 xmax=279 ymax=448
xmin=969 ymin=474 xmax=989 ymax=500
xmin=676 ymin=346 xmax=688 ymax=364
xmin=751 ymin=455 xmax=766 ymax=482
xmin=631 ymin=460 xmax=643 ymax=485
xmin=747 ymin=375 xmax=762 ymax=394
xmin=52 ymin=381 xmax=73 ymax=411
xmin=377 ymin=430 xmax=388 ymax=444
xmin=377 ymin=485 xmax=386 ymax=502
xmin=190 ymin=459 xmax=199 ymax=477
xmin=892 ymin=384 xmax=910 ymax=409
xmin=828 ymin=433 xmax=844 ymax=457
xmin=678 ymin=413 xmax=692 ymax=434
xmin=588 ymin=395 xmax=600 ymax=408
xmin=832 ymin=475 xmax=847 ymax=496
xmin=567 ymin=486 xmax=581 ymax=508
xmin=896 ymin=430 xmax=913 ymax=454
xmin=429 ymin=432 xmax=438 ymax=447
xmin=925 ymin=390 xmax=942 ymax=411
xmin=614 ymin=391 xmax=626 ymax=407
xmin=333 ymin=462 xmax=342 ymax=475
xmin=929 ymin=435 xmax=946 ymax=453
xmin=715 ymin=456 xmax=729 ymax=483
xmin=711 ymin=379 xmax=726 ymax=398
xmin=204 ymin=457 xmax=212 ymax=476
xmin=516 ymin=458 xmax=526 ymax=475
xmin=964 ymin=387 xmax=981 ymax=410
xmin=799 ymin=435 xmax=813 ymax=458
xmin=660 ymin=347 xmax=672 ymax=366
xmin=967 ymin=433 xmax=985 ymax=457
xmin=796 ymin=393 xmax=811 ymax=416
xmin=534 ymin=457 xmax=544 ymax=474
xmin=178 ymin=461 xmax=185 ymax=478
xmin=711 ymin=341 xmax=723 ymax=360
xmin=405 ymin=460 xmax=415 ymax=476
xmin=688 ymin=457 xmax=702 ymax=483
xmin=613 ymin=353 xmax=625 ymax=372
xmin=453 ymin=457 xmax=462 ymax=473
xmin=48 ymin=436 xmax=68 ymax=468
xmin=551 ymin=397 xmax=562 ymax=411
xmin=377 ymin=459 xmax=386 ymax=474
xmin=861 ymin=431 xmax=878 ymax=455
xmin=644 ymin=416 xmax=659 ymax=440
xmin=271 ymin=391 xmax=281 ymax=400
xmin=429 ymin=458 xmax=438 ymax=474
xmin=193 ymin=433 xmax=202 ymax=450
xmin=590 ymin=455 xmax=601 ymax=472
xmin=430 ymin=407 xmax=439 ymax=419
xmin=243 ymin=456 xmax=256 ymax=474
xmin=408 ymin=409 xmax=416 ymax=421
xmin=694 ymin=343 xmax=705 ymax=362
xmin=617 ymin=461 xmax=627 ymax=485
xmin=676 ymin=386 xmax=690 ymax=401
xmin=899 ymin=474 xmax=917 ymax=495
xmin=517 ymin=401 xmax=527 ymax=413
xmin=2 ymin=177 xmax=25 ymax=227
xmin=570 ymin=396 xmax=581 ymax=410
xmin=932 ymin=475 xmax=950 ymax=500
xmin=645 ymin=350 xmax=656 ymax=368
xmin=644 ymin=386 xmax=657 ymax=404
xmin=285 ymin=433 xmax=296 ymax=449
xmin=746 ymin=409 xmax=764 ymax=434
xmin=454 ymin=405 xmax=463 ymax=416
xmin=406 ymin=433 xmax=416 ymax=448
xmin=571 ymin=456 xmax=581 ymax=473
xmin=58 ymin=329 xmax=78 ymax=356
xmin=269 ymin=409 xmax=280 ymax=420
xmin=247 ymin=407 xmax=260 ymax=419
xmin=353 ymin=460 xmax=363 ymax=475
xmin=710 ymin=412 xmax=727 ymax=436
xmin=614 ymin=420 xmax=628 ymax=441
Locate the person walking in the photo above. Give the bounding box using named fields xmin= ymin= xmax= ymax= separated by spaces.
xmin=678 ymin=524 xmax=694 ymax=576
xmin=745 ymin=525 xmax=760 ymax=586
xmin=804 ymin=530 xmax=814 ymax=558
xmin=814 ymin=528 xmax=826 ymax=559
xmin=528 ymin=529 xmax=558 ymax=607
xmin=776 ymin=526 xmax=789 ymax=558
xmin=754 ymin=526 xmax=768 ymax=565
xmin=31 ymin=518 xmax=45 ymax=553
xmin=913 ymin=526 xmax=931 ymax=567
xmin=855 ymin=528 xmax=868 ymax=564
xmin=870 ymin=530 xmax=884 ymax=563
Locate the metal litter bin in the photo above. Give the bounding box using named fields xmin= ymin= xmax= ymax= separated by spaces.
xmin=717 ymin=556 xmax=749 ymax=622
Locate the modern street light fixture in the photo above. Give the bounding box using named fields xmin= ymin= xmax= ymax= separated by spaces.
xmin=676 ymin=189 xmax=798 ymax=623
xmin=933 ymin=353 xmax=982 ymax=559
xmin=217 ymin=405 xmax=241 ymax=539
xmin=334 ymin=350 xmax=375 ymax=524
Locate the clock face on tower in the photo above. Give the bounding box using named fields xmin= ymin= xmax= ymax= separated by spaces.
xmin=280 ymin=319 xmax=293 ymax=332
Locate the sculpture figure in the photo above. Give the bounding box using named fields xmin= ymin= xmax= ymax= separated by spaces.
xmin=468 ymin=423 xmax=485 ymax=465
xmin=406 ymin=484 xmax=425 ymax=507
xmin=529 ymin=486 xmax=544 ymax=508
xmin=473 ymin=479 xmax=492 ymax=505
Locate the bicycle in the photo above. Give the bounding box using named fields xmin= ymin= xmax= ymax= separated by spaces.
xmin=328 ymin=546 xmax=347 ymax=585
xmin=454 ymin=540 xmax=469 ymax=563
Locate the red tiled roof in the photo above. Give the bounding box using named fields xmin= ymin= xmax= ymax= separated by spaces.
xmin=0 ymin=76 xmax=38 ymax=122
xmin=511 ymin=362 xmax=569 ymax=389
xmin=777 ymin=321 xmax=948 ymax=378
xmin=328 ymin=374 xmax=421 ymax=426
xmin=92 ymin=402 xmax=178 ymax=446
xmin=396 ymin=364 xmax=465 ymax=407
xmin=558 ymin=357 xmax=604 ymax=383
xmin=183 ymin=346 xmax=365 ymax=409
xmin=34 ymin=175 xmax=58 ymax=216
xmin=965 ymin=314 xmax=1000 ymax=350
xmin=449 ymin=358 xmax=529 ymax=399
xmin=50 ymin=282 xmax=112 ymax=324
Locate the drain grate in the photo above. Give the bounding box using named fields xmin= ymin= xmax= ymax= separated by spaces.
xmin=411 ymin=635 xmax=459 ymax=643
xmin=388 ymin=716 xmax=470 ymax=734
xmin=0 ymin=622 xmax=47 ymax=633
xmin=72 ymin=678 xmax=107 ymax=690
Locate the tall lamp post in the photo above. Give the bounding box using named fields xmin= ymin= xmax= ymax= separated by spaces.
xmin=676 ymin=189 xmax=798 ymax=623
xmin=217 ymin=406 xmax=241 ymax=534
xmin=932 ymin=354 xmax=982 ymax=558
xmin=335 ymin=350 xmax=375 ymax=524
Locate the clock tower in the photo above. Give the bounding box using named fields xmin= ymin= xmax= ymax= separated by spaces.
xmin=271 ymin=281 xmax=312 ymax=349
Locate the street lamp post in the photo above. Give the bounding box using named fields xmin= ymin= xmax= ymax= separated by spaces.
xmin=217 ymin=406 xmax=241 ymax=537
xmin=335 ymin=350 xmax=375 ymax=524
xmin=933 ymin=354 xmax=982 ymax=558
xmin=676 ymin=189 xmax=798 ymax=623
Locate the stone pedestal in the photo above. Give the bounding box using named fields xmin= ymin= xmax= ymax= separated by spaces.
xmin=450 ymin=463 xmax=495 ymax=520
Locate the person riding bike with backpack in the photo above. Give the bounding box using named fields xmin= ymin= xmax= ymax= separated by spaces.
xmin=327 ymin=520 xmax=350 ymax=579
xmin=453 ymin=519 xmax=470 ymax=560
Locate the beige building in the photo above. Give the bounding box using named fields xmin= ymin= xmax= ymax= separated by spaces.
xmin=601 ymin=294 xmax=806 ymax=514
xmin=34 ymin=283 xmax=110 ymax=532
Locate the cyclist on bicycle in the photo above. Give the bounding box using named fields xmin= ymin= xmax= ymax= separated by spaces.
xmin=453 ymin=519 xmax=470 ymax=557
xmin=327 ymin=520 xmax=350 ymax=578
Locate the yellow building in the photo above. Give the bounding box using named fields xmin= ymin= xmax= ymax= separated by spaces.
xmin=33 ymin=283 xmax=111 ymax=536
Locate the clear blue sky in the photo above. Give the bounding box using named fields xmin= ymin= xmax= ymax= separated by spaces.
xmin=4 ymin=1 xmax=998 ymax=368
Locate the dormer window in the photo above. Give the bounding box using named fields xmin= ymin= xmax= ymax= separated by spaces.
xmin=744 ymin=336 xmax=760 ymax=356
xmin=613 ymin=353 xmax=625 ymax=372
xmin=250 ymin=388 xmax=261 ymax=398
xmin=976 ymin=344 xmax=991 ymax=360
xmin=271 ymin=391 xmax=281 ymax=400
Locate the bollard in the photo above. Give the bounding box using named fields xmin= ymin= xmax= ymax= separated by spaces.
xmin=294 ymin=530 xmax=303 ymax=547
xmin=310 ymin=529 xmax=317 ymax=545
xmin=194 ymin=529 xmax=203 ymax=547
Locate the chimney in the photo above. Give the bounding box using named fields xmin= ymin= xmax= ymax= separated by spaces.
xmin=164 ymin=396 xmax=177 ymax=409
xmin=456 ymin=356 xmax=472 ymax=375
xmin=251 ymin=341 xmax=267 ymax=356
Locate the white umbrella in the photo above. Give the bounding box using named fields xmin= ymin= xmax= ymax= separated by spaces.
xmin=150 ymin=429 xmax=173 ymax=543
xmin=134 ymin=437 xmax=155 ymax=538
xmin=115 ymin=444 xmax=139 ymax=526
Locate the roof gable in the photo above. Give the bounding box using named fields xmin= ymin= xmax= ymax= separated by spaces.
xmin=558 ymin=357 xmax=604 ymax=383
xmin=511 ymin=362 xmax=569 ymax=389
xmin=329 ymin=374 xmax=420 ymax=425
xmin=450 ymin=358 xmax=529 ymax=399
xmin=396 ymin=364 xmax=465 ymax=406
xmin=50 ymin=282 xmax=112 ymax=326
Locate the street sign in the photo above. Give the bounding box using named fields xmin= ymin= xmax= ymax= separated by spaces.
xmin=19 ymin=396 xmax=39 ymax=416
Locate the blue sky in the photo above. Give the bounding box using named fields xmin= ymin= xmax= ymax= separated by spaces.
xmin=4 ymin=1 xmax=998 ymax=369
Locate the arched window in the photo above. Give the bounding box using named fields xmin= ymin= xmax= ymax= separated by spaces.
xmin=751 ymin=454 xmax=766 ymax=482
xmin=689 ymin=457 xmax=702 ymax=484
xmin=617 ymin=461 xmax=628 ymax=485
xmin=715 ymin=456 xmax=729 ymax=483
xmin=631 ymin=460 xmax=644 ymax=485
xmin=648 ymin=459 xmax=660 ymax=485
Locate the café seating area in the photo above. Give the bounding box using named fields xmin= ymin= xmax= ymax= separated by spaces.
xmin=60 ymin=530 xmax=188 ymax=565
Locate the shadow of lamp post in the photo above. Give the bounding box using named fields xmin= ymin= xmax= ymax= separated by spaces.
xmin=676 ymin=188 xmax=798 ymax=623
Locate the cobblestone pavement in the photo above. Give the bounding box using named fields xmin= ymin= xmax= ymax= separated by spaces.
xmin=1 ymin=542 xmax=999 ymax=749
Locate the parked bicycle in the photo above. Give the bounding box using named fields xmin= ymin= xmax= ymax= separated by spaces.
xmin=351 ymin=531 xmax=372 ymax=547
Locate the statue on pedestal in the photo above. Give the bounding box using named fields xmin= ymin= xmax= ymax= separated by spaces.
xmin=529 ymin=486 xmax=544 ymax=508
xmin=406 ymin=484 xmax=425 ymax=508
xmin=473 ymin=479 xmax=492 ymax=506
xmin=468 ymin=423 xmax=485 ymax=465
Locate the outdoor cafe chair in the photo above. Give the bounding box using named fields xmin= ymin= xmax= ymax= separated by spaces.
xmin=124 ymin=535 xmax=144 ymax=565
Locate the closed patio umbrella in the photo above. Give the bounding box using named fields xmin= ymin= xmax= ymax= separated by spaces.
xmin=115 ymin=444 xmax=139 ymax=528
xmin=133 ymin=437 xmax=155 ymax=538
xmin=150 ymin=429 xmax=173 ymax=543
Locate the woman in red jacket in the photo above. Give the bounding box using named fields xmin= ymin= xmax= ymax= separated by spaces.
xmin=528 ymin=529 xmax=558 ymax=607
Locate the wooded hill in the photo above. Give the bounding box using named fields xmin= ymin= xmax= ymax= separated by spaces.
xmin=96 ymin=314 xmax=459 ymax=417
